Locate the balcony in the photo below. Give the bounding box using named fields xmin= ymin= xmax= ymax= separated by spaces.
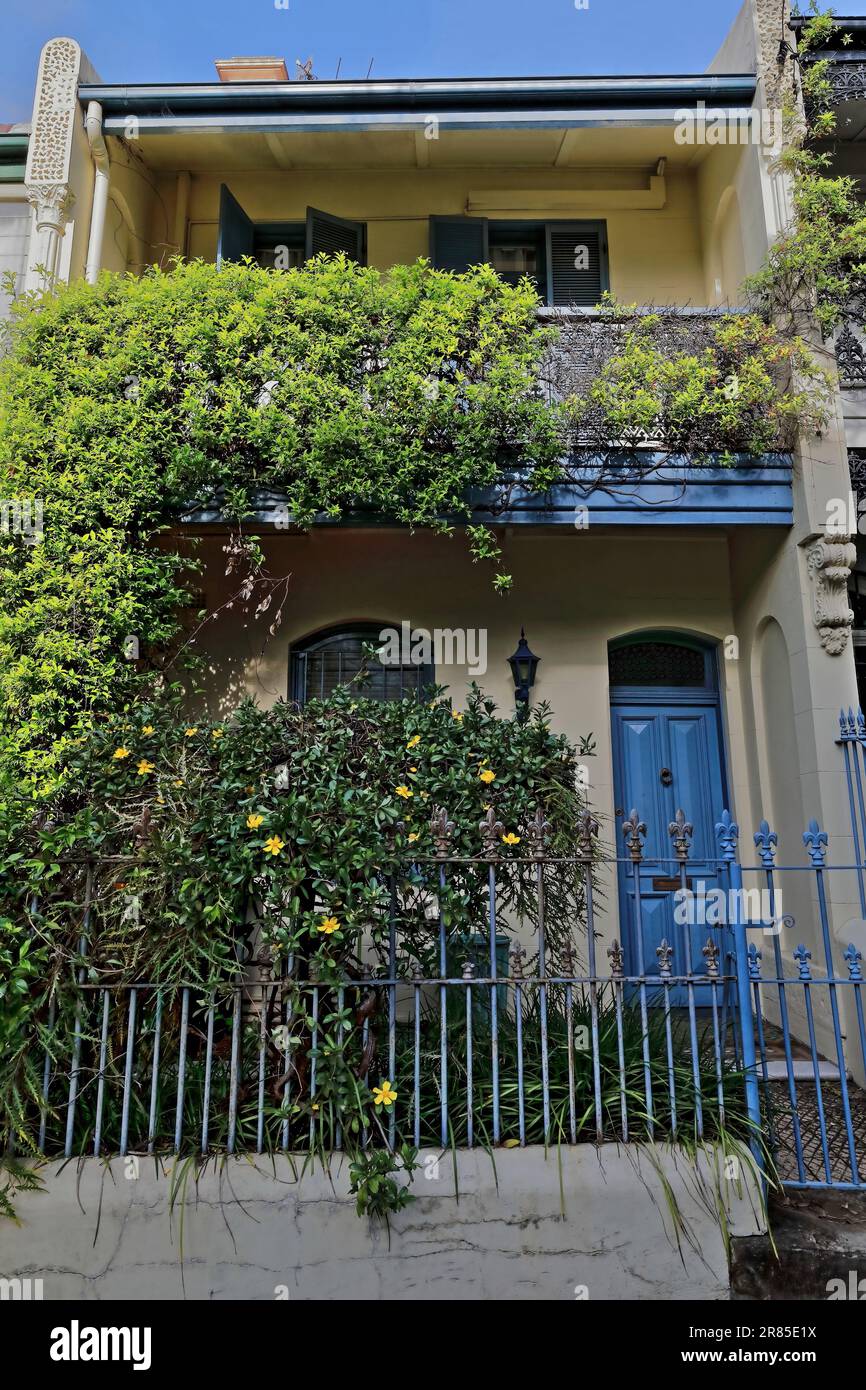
xmin=182 ymin=308 xmax=794 ymax=532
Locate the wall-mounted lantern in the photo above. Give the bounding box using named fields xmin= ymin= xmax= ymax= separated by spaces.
xmin=507 ymin=628 xmax=540 ymax=721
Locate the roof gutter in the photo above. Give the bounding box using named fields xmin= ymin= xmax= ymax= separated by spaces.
xmin=78 ymin=73 xmax=757 ymax=126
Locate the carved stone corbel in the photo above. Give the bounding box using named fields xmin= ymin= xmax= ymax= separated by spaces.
xmin=805 ymin=537 xmax=857 ymax=654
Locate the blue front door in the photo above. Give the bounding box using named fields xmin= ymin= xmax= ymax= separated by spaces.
xmin=611 ymin=701 xmax=731 ymax=1004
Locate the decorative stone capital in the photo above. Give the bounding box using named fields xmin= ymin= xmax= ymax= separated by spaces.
xmin=805 ymin=537 xmax=857 ymax=654
xmin=25 ymin=182 xmax=75 ymax=232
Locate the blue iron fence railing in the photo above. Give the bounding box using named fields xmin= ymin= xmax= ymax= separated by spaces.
xmin=9 ymin=713 xmax=866 ymax=1191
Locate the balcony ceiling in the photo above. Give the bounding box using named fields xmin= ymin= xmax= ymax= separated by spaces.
xmin=106 ymin=125 xmax=729 ymax=174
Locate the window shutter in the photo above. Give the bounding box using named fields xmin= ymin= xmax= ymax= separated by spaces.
xmin=429 ymin=216 xmax=489 ymax=273
xmin=546 ymin=223 xmax=607 ymax=307
xmin=217 ymin=185 xmax=255 ymax=266
xmin=305 ymin=207 xmax=366 ymax=263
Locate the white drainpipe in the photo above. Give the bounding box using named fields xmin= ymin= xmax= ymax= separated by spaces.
xmin=85 ymin=101 xmax=109 ymax=284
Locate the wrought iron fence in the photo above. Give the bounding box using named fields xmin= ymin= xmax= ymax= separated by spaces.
xmin=8 ymin=715 xmax=866 ymax=1194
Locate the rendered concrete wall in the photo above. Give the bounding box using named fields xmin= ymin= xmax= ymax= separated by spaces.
xmin=0 ymin=1146 xmax=765 ymax=1301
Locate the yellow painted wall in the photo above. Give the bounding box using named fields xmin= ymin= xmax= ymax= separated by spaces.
xmin=159 ymin=165 xmax=707 ymax=303
xmin=184 ymin=524 xmax=748 ymax=951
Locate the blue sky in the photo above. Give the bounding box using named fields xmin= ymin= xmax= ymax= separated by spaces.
xmin=5 ymin=0 xmax=866 ymax=122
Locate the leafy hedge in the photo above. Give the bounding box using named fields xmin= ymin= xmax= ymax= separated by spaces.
xmin=0 ymin=256 xmax=559 ymax=788
xmin=0 ymin=686 xmax=592 ymax=1154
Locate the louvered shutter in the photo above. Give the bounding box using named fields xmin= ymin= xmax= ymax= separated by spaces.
xmin=305 ymin=207 xmax=366 ymax=263
xmin=546 ymin=223 xmax=607 ymax=307
xmin=429 ymin=216 xmax=489 ymax=273
xmin=217 ymin=185 xmax=255 ymax=266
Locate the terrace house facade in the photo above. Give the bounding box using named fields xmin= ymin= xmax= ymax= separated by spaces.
xmin=6 ymin=0 xmax=866 ymax=1299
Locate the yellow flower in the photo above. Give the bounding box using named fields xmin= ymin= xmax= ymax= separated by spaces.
xmin=184 ymin=727 xmax=198 ymax=738
xmin=408 ymin=832 xmax=419 ymax=843
xmin=112 ymin=747 xmax=131 ymax=760
xmin=174 ymin=779 xmax=184 ymax=787
xmin=211 ymin=728 xmax=223 ymax=740
xmin=263 ymin=835 xmax=285 ymax=856
xmin=156 ymin=796 xmax=165 ymax=805
xmin=409 ymin=766 xmax=417 ymax=773
xmin=502 ymin=832 xmax=521 ymax=846
xmin=479 ymin=768 xmax=496 ymax=785
xmin=406 ymin=735 xmax=421 ymax=750
xmin=141 ymin=725 xmax=154 ymax=736
xmin=311 ymin=1102 xmax=320 ymax=1113
xmin=246 ymin=813 xmax=264 ymax=829
xmin=136 ymin=759 xmax=155 ymax=776
xmin=372 ymin=1080 xmax=398 ymax=1108
xmin=396 ymin=785 xmax=413 ymax=799
xmin=318 ymin=916 xmax=340 ymax=935
xmin=420 ymin=791 xmax=429 ymax=801
xmin=452 ymin=711 xmax=463 ymax=722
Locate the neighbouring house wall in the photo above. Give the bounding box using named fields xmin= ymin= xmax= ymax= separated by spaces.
xmin=0 ymin=193 xmax=32 ymax=312
xmin=0 ymin=1147 xmax=765 ymax=1300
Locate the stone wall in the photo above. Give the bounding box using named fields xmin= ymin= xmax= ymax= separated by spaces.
xmin=1 ymin=1145 xmax=765 ymax=1301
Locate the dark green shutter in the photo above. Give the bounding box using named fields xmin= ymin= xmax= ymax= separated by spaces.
xmin=546 ymin=223 xmax=607 ymax=307
xmin=429 ymin=216 xmax=489 ymax=273
xmin=305 ymin=207 xmax=366 ymax=263
xmin=217 ymin=185 xmax=255 ymax=266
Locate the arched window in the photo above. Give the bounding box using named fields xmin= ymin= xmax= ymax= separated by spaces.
xmin=290 ymin=623 xmax=434 ymax=706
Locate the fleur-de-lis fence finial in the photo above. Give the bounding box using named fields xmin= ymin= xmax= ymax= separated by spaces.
xmin=794 ymin=943 xmax=812 ymax=980
xmin=747 ymin=942 xmax=762 ymax=981
xmin=607 ymin=939 xmax=624 ymax=978
xmin=509 ymin=944 xmax=527 ymax=979
xmin=430 ymin=805 xmax=455 ymax=857
xmin=702 ymin=937 xmax=720 ymax=978
xmin=845 ymin=943 xmax=863 ymax=981
xmin=479 ymin=805 xmax=505 ymax=858
xmin=576 ymin=809 xmax=599 ymax=864
xmin=803 ymin=820 xmax=829 ymax=869
xmin=668 ymin=809 xmax=694 ymax=864
xmin=753 ymin=820 xmax=778 ymax=868
xmin=622 ymin=810 xmax=647 ymax=863
xmin=656 ymin=939 xmax=673 ymax=978
xmin=525 ymin=806 xmax=551 ymax=859
xmin=715 ymin=810 xmax=739 ymax=862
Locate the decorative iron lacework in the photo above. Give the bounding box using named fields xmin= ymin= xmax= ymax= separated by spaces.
xmin=837 ymin=324 xmax=866 ymax=387
xmin=825 ymin=59 xmax=866 ymax=105
xmin=608 ymin=641 xmax=706 ymax=687
xmin=850 ymin=449 xmax=866 ymax=494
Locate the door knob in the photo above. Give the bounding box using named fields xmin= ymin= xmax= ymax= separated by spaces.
xmin=659 ymin=768 xmax=673 ymax=787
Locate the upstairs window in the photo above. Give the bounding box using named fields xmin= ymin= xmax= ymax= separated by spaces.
xmin=290 ymin=624 xmax=434 ymax=706
xmin=430 ymin=216 xmax=608 ymax=307
xmin=218 ymin=187 xmax=366 ymax=268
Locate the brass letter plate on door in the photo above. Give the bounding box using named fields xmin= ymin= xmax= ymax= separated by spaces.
xmin=652 ymin=876 xmax=692 ymax=892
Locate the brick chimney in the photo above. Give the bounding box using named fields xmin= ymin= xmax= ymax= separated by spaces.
xmin=214 ymin=57 xmax=289 ymax=82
